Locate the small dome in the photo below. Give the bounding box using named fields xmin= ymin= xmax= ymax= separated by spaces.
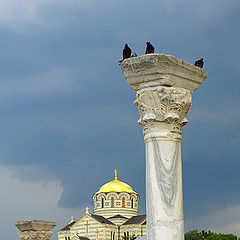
xmin=96 ymin=170 xmax=136 ymax=194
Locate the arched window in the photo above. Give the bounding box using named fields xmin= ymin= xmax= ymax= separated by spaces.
xmin=111 ymin=232 xmax=115 ymax=240
xmin=111 ymin=197 xmax=114 ymax=207
xmin=131 ymin=198 xmax=134 ymax=208
xmin=101 ymin=198 xmax=104 ymax=208
xmin=122 ymin=197 xmax=125 ymax=208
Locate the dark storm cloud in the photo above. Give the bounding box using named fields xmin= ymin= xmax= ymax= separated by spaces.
xmin=0 ymin=0 xmax=240 ymax=238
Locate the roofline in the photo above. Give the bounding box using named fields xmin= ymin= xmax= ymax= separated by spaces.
xmin=122 ymin=215 xmax=146 ymax=225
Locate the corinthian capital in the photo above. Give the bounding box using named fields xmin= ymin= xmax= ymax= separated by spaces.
xmin=135 ymin=86 xmax=192 ymax=134
xmin=18 ymin=231 xmax=53 ymax=240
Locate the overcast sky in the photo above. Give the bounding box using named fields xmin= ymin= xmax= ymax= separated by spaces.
xmin=0 ymin=0 xmax=240 ymax=239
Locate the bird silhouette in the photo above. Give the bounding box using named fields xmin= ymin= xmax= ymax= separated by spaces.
xmin=194 ymin=58 xmax=204 ymax=68
xmin=123 ymin=44 xmax=132 ymax=60
xmin=119 ymin=44 xmax=133 ymax=65
xmin=145 ymin=42 xmax=154 ymax=54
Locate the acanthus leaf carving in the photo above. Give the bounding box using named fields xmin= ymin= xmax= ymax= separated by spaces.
xmin=134 ymin=86 xmax=192 ymax=134
xmin=18 ymin=231 xmax=53 ymax=240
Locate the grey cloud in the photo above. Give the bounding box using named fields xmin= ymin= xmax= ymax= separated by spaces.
xmin=0 ymin=0 xmax=239 ymax=238
xmin=0 ymin=164 xmax=85 ymax=240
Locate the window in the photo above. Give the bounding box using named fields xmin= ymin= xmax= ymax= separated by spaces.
xmin=111 ymin=231 xmax=115 ymax=240
xmin=122 ymin=197 xmax=125 ymax=207
xmin=124 ymin=232 xmax=129 ymax=238
xmin=68 ymin=237 xmax=70 ymax=240
xmin=131 ymin=198 xmax=134 ymax=208
xmin=111 ymin=197 xmax=114 ymax=207
xmin=101 ymin=198 xmax=104 ymax=208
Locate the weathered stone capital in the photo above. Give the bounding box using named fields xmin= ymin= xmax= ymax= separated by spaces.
xmin=18 ymin=231 xmax=53 ymax=240
xmin=121 ymin=54 xmax=207 ymax=92
xmin=135 ymin=86 xmax=192 ymax=135
xmin=121 ymin=54 xmax=207 ymax=137
xmin=15 ymin=220 xmax=56 ymax=240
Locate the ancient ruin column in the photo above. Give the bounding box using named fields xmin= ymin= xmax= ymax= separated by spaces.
xmin=121 ymin=54 xmax=207 ymax=240
xmin=15 ymin=220 xmax=56 ymax=240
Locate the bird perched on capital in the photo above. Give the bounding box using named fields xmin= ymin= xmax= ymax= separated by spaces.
xmin=119 ymin=44 xmax=132 ymax=65
xmin=194 ymin=58 xmax=204 ymax=68
xmin=123 ymin=44 xmax=132 ymax=60
xmin=145 ymin=42 xmax=154 ymax=54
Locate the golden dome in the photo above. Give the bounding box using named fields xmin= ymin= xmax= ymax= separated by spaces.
xmin=96 ymin=169 xmax=137 ymax=194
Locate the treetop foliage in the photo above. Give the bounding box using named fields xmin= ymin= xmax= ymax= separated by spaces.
xmin=185 ymin=230 xmax=237 ymax=240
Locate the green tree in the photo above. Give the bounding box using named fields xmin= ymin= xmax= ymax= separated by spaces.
xmin=185 ymin=230 xmax=203 ymax=240
xmin=185 ymin=230 xmax=237 ymax=240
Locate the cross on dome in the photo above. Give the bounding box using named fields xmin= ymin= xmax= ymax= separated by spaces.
xmin=114 ymin=169 xmax=118 ymax=180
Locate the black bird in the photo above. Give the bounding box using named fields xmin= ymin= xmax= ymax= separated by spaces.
xmin=123 ymin=44 xmax=132 ymax=60
xmin=119 ymin=44 xmax=132 ymax=65
xmin=194 ymin=58 xmax=204 ymax=68
xmin=145 ymin=42 xmax=154 ymax=54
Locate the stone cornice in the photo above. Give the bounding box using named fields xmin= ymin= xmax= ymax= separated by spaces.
xmin=121 ymin=54 xmax=207 ymax=92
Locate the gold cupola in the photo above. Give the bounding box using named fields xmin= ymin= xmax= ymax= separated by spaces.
xmin=93 ymin=170 xmax=139 ymax=219
xmin=96 ymin=169 xmax=136 ymax=194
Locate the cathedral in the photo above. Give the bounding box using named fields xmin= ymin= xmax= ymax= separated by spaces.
xmin=58 ymin=170 xmax=146 ymax=240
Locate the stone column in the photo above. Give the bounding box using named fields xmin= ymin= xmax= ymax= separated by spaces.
xmin=121 ymin=54 xmax=207 ymax=240
xmin=15 ymin=220 xmax=56 ymax=240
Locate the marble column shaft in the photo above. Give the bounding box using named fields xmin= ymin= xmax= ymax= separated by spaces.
xmin=121 ymin=54 xmax=207 ymax=240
